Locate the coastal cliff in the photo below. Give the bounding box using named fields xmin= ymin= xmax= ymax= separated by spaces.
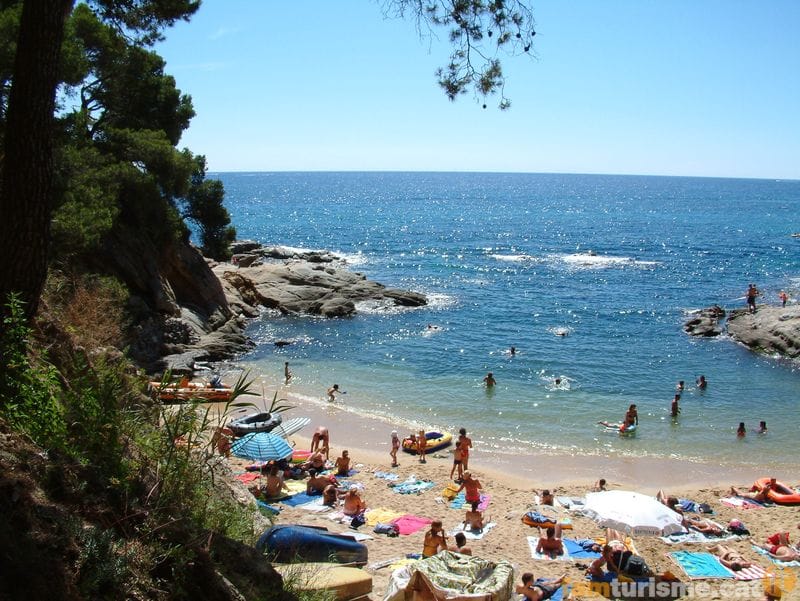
xmin=685 ymin=303 xmax=800 ymax=358
xmin=121 ymin=239 xmax=426 ymax=374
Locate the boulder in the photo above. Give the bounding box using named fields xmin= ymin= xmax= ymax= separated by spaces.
xmin=683 ymin=305 xmax=726 ymax=337
xmin=727 ymin=305 xmax=800 ymax=357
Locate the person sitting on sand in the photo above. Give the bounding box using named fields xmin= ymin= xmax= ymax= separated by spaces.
xmin=457 ymin=471 xmax=483 ymax=511
xmin=334 ymin=449 xmax=351 ymax=476
xmin=342 ymin=486 xmax=367 ymax=516
xmin=710 ymin=543 xmax=753 ymax=571
xmin=302 ymin=450 xmax=326 ymax=472
xmin=322 ymin=484 xmax=339 ymax=507
xmin=262 ymin=463 xmax=289 ymax=498
xmin=310 ymin=426 xmax=330 ymax=457
xmin=540 ymin=489 xmax=554 ymax=506
xmin=593 ymin=478 xmax=607 ymax=492
xmin=516 ymin=572 xmax=566 ymax=601
xmin=685 ymin=515 xmax=723 ymax=537
xmin=422 ymin=520 xmax=448 ymax=558
xmin=453 ymin=532 xmax=472 ymax=556
xmin=465 ymin=509 xmax=484 ymax=532
xmin=306 ymin=470 xmax=334 ymax=495
xmin=757 ymin=532 xmax=800 ymax=562
xmin=731 ymin=478 xmax=775 ymax=503
xmin=588 ymin=542 xmax=651 ymax=578
xmin=536 ymin=525 xmax=564 ymax=558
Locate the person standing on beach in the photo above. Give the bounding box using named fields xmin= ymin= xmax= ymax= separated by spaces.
xmin=746 ymin=283 xmax=760 ymax=314
xmin=779 ymin=290 xmax=788 ymax=308
xmin=483 ymin=372 xmax=496 ymax=387
xmin=390 ymin=430 xmax=400 ymax=467
xmin=417 ymin=429 xmax=427 ymax=463
xmin=311 ymin=426 xmax=330 ymax=458
xmin=457 ymin=471 xmax=483 ymax=512
xmin=450 ymin=439 xmax=464 ymax=482
xmin=671 ymin=394 xmax=681 ymax=418
xmin=284 ymin=361 xmax=292 ymax=384
xmin=458 ymin=427 xmax=473 ymax=471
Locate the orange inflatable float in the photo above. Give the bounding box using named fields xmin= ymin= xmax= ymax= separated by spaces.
xmin=753 ymin=478 xmax=800 ymax=505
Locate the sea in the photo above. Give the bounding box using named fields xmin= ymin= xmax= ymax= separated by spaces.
xmin=212 ymin=171 xmax=800 ymax=477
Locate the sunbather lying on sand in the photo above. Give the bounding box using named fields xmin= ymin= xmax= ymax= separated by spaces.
xmin=730 ymin=479 xmax=775 ymax=503
xmin=757 ymin=532 xmax=800 ymax=561
xmin=685 ymin=515 xmax=723 ymax=536
xmin=656 ymin=489 xmax=684 ymax=514
xmin=516 ymin=572 xmax=566 ymax=601
xmin=709 ymin=543 xmax=752 ymax=571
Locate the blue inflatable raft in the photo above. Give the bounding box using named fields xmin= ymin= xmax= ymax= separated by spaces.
xmin=256 ymin=525 xmax=368 ymax=565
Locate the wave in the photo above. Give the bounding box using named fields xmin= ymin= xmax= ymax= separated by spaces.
xmin=489 ymin=253 xmax=537 ymax=263
xmin=556 ymin=252 xmax=659 ymax=270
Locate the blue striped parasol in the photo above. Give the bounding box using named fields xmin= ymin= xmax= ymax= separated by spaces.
xmin=231 ymin=431 xmax=293 ymax=462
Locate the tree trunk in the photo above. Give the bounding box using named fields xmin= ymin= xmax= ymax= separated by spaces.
xmin=0 ymin=0 xmax=73 ymax=320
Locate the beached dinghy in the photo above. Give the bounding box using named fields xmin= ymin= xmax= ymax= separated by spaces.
xmin=256 ymin=525 xmax=368 ymax=565
xmin=402 ymin=431 xmax=452 ymax=454
xmin=229 ymin=411 xmax=282 ymax=436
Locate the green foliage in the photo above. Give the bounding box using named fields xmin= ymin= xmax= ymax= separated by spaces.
xmin=383 ymin=0 xmax=536 ymax=108
xmin=76 ymin=525 xmax=132 ymax=600
xmin=0 ymin=294 xmax=67 ymax=448
xmin=184 ymin=156 xmax=237 ymax=259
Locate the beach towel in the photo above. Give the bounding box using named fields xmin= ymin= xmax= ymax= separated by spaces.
xmin=720 ymin=496 xmax=769 ymax=509
xmin=564 ymin=539 xmax=602 ymax=559
xmin=730 ymin=563 xmax=772 ymax=581
xmin=296 ymin=497 xmax=332 ymax=512
xmin=235 ymin=472 xmax=261 ymax=485
xmin=668 ymin=551 xmax=734 ymax=579
xmin=555 ymin=496 xmax=585 ymax=510
xmin=390 ymin=514 xmax=432 ymax=535
xmin=284 ymin=479 xmax=307 ymax=494
xmin=279 ymin=491 xmax=320 ymax=507
xmin=373 ymin=471 xmax=400 ymax=482
xmin=365 ymin=507 xmax=405 ymax=526
xmin=391 ymin=478 xmax=436 ymax=495
xmin=448 ymin=491 xmax=491 ymax=511
xmin=751 ymin=545 xmax=800 ymax=567
xmin=527 ymin=536 xmax=571 ymax=561
xmin=660 ymin=521 xmax=740 ymax=545
xmin=448 ymin=521 xmax=497 ymax=541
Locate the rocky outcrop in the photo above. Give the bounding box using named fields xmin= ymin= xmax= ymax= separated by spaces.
xmin=215 ymin=260 xmax=426 ymax=318
xmin=115 ymin=237 xmax=426 ymax=373
xmin=685 ymin=303 xmax=800 ymax=358
xmin=683 ymin=305 xmax=726 ymax=337
xmin=726 ymin=305 xmax=800 ymax=358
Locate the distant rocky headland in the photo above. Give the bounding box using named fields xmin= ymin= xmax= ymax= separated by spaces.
xmin=142 ymin=241 xmax=426 ymax=374
xmin=684 ymin=303 xmax=800 ymax=358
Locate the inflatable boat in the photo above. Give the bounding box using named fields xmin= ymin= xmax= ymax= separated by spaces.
xmin=402 ymin=431 xmax=452 ymax=454
xmin=753 ymin=478 xmax=800 ymax=505
xmin=256 ymin=525 xmax=368 ymax=565
xmin=229 ymin=412 xmax=283 ymax=436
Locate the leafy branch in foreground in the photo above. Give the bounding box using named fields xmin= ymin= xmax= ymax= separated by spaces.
xmin=382 ymin=0 xmax=536 ymax=109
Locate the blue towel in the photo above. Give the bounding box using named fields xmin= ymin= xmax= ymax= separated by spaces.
xmin=256 ymin=500 xmax=280 ymax=514
xmin=279 ymin=491 xmax=319 ymax=507
xmin=564 ymin=539 xmax=602 ymax=559
xmin=669 ymin=551 xmax=733 ymax=579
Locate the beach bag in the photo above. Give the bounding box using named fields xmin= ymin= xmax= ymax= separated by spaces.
xmin=621 ymin=554 xmax=649 ymax=577
xmin=350 ymin=512 xmax=366 ymax=529
xmin=373 ymin=522 xmax=399 ymax=537
xmin=442 ymin=484 xmax=459 ymax=501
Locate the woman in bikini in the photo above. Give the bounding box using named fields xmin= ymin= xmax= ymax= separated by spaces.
xmin=422 ymin=520 xmax=448 ymax=558
xmin=710 ymin=544 xmax=752 ymax=571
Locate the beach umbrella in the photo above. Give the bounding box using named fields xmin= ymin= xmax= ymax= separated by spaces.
xmin=581 ymin=490 xmax=685 ymax=536
xmin=231 ymin=431 xmax=293 ymax=462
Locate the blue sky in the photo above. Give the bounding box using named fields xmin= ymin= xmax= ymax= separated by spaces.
xmin=155 ymin=1 xmax=800 ymax=179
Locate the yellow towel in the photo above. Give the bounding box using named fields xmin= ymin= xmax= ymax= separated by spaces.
xmin=365 ymin=507 xmax=404 ymax=526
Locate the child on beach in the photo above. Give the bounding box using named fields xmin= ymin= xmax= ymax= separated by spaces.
xmin=458 ymin=427 xmax=472 ymax=470
xmin=450 ymin=440 xmax=464 ymax=482
xmin=417 ymin=430 xmax=427 ymax=463
xmin=390 ymin=430 xmax=400 ymax=467
xmin=453 ymin=532 xmax=472 ymax=555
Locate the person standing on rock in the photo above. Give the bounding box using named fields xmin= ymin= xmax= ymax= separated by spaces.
xmin=746 ymin=283 xmax=760 ymax=314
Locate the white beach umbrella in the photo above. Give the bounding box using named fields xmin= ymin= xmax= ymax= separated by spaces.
xmin=581 ymin=490 xmax=685 ymax=536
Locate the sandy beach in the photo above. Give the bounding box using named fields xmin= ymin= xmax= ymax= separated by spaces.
xmin=226 ymin=398 xmax=800 ymax=601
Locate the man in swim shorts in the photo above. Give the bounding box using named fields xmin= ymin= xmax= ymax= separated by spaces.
xmin=310 ymin=426 xmax=330 ymax=458
xmin=536 ymin=525 xmax=564 ymax=558
xmin=516 ymin=572 xmax=566 ymax=601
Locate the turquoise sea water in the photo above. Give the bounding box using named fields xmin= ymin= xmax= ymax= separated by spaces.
xmin=215 ymin=172 xmax=800 ymax=472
